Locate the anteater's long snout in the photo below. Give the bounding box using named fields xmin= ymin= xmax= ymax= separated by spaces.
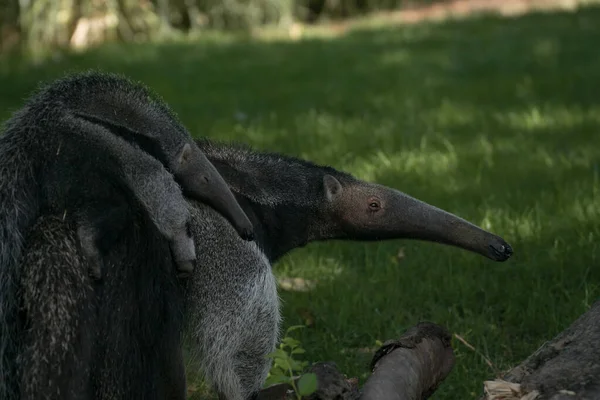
xmin=200 ymin=170 xmax=255 ymax=241
xmin=182 ymin=151 xmax=255 ymax=241
xmin=393 ymin=191 xmax=513 ymax=262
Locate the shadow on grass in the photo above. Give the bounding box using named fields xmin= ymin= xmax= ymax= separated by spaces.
xmin=2 ymin=5 xmax=600 ymax=400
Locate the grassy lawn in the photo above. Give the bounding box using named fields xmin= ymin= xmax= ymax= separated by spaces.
xmin=2 ymin=4 xmax=600 ymax=399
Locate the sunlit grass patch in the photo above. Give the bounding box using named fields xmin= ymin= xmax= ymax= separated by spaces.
xmin=343 ymin=147 xmax=459 ymax=184
xmin=496 ymin=105 xmax=600 ymax=132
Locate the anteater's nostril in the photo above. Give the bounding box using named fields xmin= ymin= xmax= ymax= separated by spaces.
xmin=489 ymin=240 xmax=513 ymax=261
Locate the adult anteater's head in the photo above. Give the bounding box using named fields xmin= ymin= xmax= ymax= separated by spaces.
xmin=320 ymin=174 xmax=512 ymax=262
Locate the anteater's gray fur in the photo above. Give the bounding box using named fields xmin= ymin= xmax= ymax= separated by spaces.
xmin=30 ymin=71 xmax=197 ymax=274
xmin=55 ymin=71 xmax=254 ymax=260
xmin=21 ymin=70 xmax=252 ymax=274
xmin=18 ymin=216 xmax=96 ymax=399
xmin=0 ymin=72 xmax=199 ymax=399
xmin=11 ymin=139 xmax=356 ymax=400
xmin=12 ymin=139 xmax=512 ymax=400
xmin=183 ymin=140 xmax=356 ymax=400
xmin=17 ymin=205 xmax=187 ymax=399
xmin=184 ymin=205 xmax=281 ymax=400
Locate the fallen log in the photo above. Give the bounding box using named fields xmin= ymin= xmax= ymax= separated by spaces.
xmin=258 ymin=299 xmax=600 ymax=400
xmin=481 ymin=299 xmax=600 ymax=400
xmin=257 ymin=321 xmax=455 ymax=400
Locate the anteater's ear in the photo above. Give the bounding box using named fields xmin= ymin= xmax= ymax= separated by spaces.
xmin=323 ymin=174 xmax=343 ymax=202
xmin=178 ymin=143 xmax=192 ymax=166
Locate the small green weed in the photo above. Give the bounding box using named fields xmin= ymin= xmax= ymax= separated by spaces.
xmin=265 ymin=325 xmax=318 ymax=399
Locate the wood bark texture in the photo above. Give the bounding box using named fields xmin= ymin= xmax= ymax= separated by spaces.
xmin=481 ymin=299 xmax=600 ymax=400
xmin=257 ymin=321 xmax=455 ymax=400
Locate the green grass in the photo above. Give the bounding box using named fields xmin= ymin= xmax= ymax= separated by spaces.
xmin=2 ymin=5 xmax=600 ymax=399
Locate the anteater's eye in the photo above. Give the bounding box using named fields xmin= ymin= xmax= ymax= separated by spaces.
xmin=368 ymin=198 xmax=381 ymax=211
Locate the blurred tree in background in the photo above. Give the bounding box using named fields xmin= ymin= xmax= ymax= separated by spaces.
xmin=0 ymin=0 xmax=446 ymax=57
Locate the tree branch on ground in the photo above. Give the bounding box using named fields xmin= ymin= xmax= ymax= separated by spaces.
xmin=257 ymin=322 xmax=455 ymax=400
xmin=257 ymin=298 xmax=600 ymax=400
